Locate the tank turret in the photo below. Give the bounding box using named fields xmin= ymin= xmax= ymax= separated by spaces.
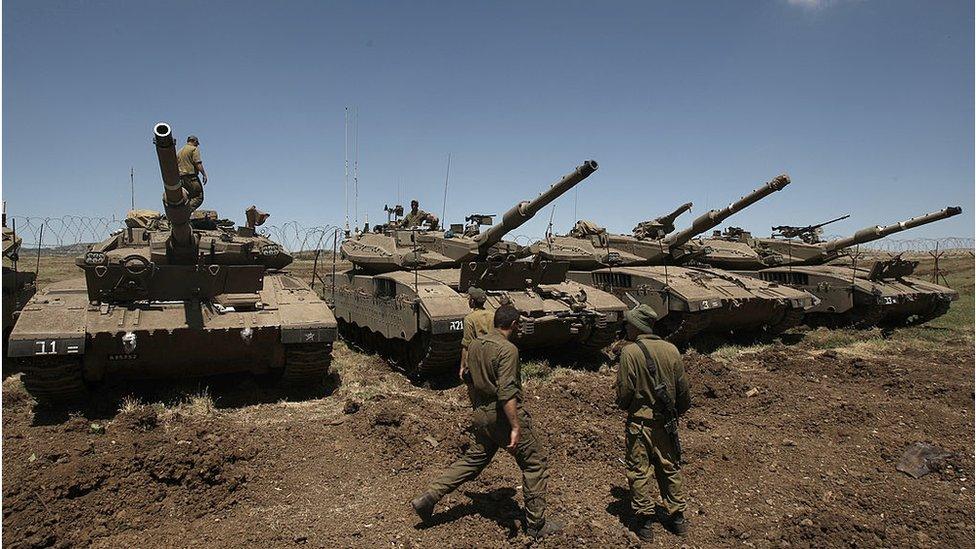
xmin=822 ymin=207 xmax=962 ymax=253
xmin=152 ymin=122 xmax=197 ymax=260
xmin=664 ymin=174 xmax=790 ymax=248
xmin=342 ymin=160 xmax=599 ymax=272
xmin=474 ymin=160 xmax=598 ymax=253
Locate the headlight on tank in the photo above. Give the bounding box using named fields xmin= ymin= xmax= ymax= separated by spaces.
xmin=260 ymin=244 xmax=280 ymax=257
xmin=84 ymin=251 xmax=107 ymax=265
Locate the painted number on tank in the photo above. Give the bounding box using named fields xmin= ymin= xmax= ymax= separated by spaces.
xmin=449 ymin=320 xmax=463 ymax=331
xmin=34 ymin=340 xmax=57 ymax=355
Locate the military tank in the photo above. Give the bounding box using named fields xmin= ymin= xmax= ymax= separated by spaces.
xmin=2 ymin=207 xmax=37 ymax=347
xmin=7 ymin=122 xmax=337 ymax=405
xmin=688 ymin=206 xmax=963 ymax=327
xmin=331 ymin=160 xmax=627 ymax=378
xmin=531 ymin=174 xmax=818 ymax=343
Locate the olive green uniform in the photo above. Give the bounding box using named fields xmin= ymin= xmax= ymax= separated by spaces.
xmin=402 ymin=209 xmax=435 ymax=228
xmin=461 ymin=308 xmax=494 ymax=350
xmin=177 ymin=143 xmax=204 ymax=211
xmin=426 ymin=331 xmax=550 ymax=529
xmin=617 ymin=334 xmax=691 ymax=517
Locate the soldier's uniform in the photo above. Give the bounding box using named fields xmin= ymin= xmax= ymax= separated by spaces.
xmin=461 ymin=307 xmax=494 ymax=350
xmin=177 ymin=143 xmax=205 ymax=211
xmin=402 ymin=208 xmax=438 ymax=229
xmin=617 ymin=330 xmax=691 ymax=520
xmin=424 ymin=331 xmax=550 ymax=530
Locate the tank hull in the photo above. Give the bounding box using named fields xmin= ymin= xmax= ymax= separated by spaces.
xmin=743 ymin=265 xmax=958 ymax=327
xmin=327 ymin=267 xmax=626 ymax=378
xmin=568 ymin=266 xmax=816 ymax=343
xmin=8 ymin=273 xmax=337 ymax=404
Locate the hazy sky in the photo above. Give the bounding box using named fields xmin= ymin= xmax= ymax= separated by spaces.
xmin=3 ymin=0 xmax=973 ymax=243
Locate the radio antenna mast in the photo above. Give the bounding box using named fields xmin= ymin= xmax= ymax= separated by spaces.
xmin=344 ymin=107 xmax=350 ymax=234
xmin=354 ymin=107 xmax=360 ymax=231
xmin=130 ymin=167 xmax=135 ymax=210
xmin=441 ymin=153 xmax=452 ymax=226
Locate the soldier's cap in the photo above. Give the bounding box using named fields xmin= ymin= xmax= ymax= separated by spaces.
xmin=467 ymin=287 xmax=487 ymax=304
xmin=624 ymin=304 xmax=658 ymax=334
xmin=187 ymin=135 xmax=199 ymax=144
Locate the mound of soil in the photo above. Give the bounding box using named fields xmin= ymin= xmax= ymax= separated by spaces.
xmin=3 ymin=403 xmax=259 ymax=548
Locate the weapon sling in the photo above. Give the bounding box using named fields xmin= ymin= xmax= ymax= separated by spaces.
xmin=637 ymin=341 xmax=682 ymax=463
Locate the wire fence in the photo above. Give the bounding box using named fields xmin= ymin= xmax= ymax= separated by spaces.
xmin=6 ymin=215 xmax=974 ymax=257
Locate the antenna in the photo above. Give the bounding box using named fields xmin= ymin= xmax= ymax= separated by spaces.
xmin=441 ymin=153 xmax=452 ymax=227
xmin=34 ymin=223 xmax=44 ymax=280
xmin=546 ymin=205 xmax=556 ymax=239
xmin=574 ymin=187 xmax=578 ymax=222
xmin=130 ymin=167 xmax=135 ymax=210
xmin=354 ymin=107 xmax=360 ymax=230
xmin=344 ymin=107 xmax=350 ymax=234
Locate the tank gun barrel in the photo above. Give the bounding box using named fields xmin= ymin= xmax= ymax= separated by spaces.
xmin=656 ymin=202 xmax=693 ymax=226
xmin=823 ymin=206 xmax=962 ymax=253
xmin=475 ymin=160 xmax=598 ymax=252
xmin=152 ymin=122 xmax=194 ymax=250
xmin=664 ymin=174 xmax=791 ymax=248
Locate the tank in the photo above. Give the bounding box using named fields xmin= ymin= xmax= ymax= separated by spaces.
xmin=7 ymin=122 xmax=337 ymax=406
xmin=2 ymin=207 xmax=37 ymax=348
xmin=330 ymin=160 xmax=627 ymax=379
xmin=531 ymin=174 xmax=818 ymax=343
xmin=690 ymin=207 xmax=963 ymax=327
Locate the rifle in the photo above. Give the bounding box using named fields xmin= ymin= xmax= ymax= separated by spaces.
xmin=637 ymin=343 xmax=682 ymax=462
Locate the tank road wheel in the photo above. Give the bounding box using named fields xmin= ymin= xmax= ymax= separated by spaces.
xmin=764 ymin=308 xmax=805 ymax=336
xmin=20 ymin=356 xmax=88 ymax=407
xmin=851 ymin=304 xmax=884 ymax=329
xmin=401 ymin=333 xmax=462 ymax=380
xmin=281 ymin=343 xmax=333 ymax=387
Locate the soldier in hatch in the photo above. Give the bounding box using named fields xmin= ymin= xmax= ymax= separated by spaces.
xmin=401 ymin=199 xmax=439 ymax=230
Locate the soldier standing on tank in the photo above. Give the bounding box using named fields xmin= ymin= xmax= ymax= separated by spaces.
xmin=177 ymin=135 xmax=208 ymax=211
xmin=411 ymin=304 xmax=561 ymax=539
xmin=401 ymin=199 xmax=439 ymax=229
xmin=617 ymin=304 xmax=691 ymax=541
xmin=459 ymin=287 xmax=493 ymax=379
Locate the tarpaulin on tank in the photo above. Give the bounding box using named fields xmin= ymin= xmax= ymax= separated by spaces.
xmin=571 ymin=220 xmax=605 ymax=237
xmin=125 ymin=209 xmax=163 ymax=229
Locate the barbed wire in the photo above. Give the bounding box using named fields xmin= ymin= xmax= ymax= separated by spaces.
xmin=6 ymin=215 xmax=974 ymax=257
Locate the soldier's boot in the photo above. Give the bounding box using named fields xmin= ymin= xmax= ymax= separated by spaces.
xmin=410 ymin=492 xmax=439 ymax=524
xmin=635 ymin=515 xmax=654 ymax=542
xmin=526 ymin=519 xmax=563 ymax=539
xmin=665 ymin=511 xmax=688 ymax=537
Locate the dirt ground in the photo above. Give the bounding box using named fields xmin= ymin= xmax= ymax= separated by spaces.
xmin=2 ymin=255 xmax=974 ymax=548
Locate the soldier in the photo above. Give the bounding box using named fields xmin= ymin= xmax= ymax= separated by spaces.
xmin=459 ymin=287 xmax=493 ymax=379
xmin=411 ymin=304 xmax=560 ymax=539
xmin=617 ymin=304 xmax=691 ymax=541
xmin=176 ymin=135 xmax=208 ymax=211
xmin=401 ymin=199 xmax=439 ymax=229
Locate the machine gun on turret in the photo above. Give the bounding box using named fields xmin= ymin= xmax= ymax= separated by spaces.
xmin=771 ymin=214 xmax=850 ymax=244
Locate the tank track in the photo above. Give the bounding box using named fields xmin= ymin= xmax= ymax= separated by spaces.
xmin=765 ymin=308 xmax=805 ymax=335
xmin=19 ymin=356 xmax=88 ymax=406
xmin=888 ymin=299 xmax=952 ymax=327
xmin=282 ymin=343 xmax=333 ymax=386
xmin=662 ymin=312 xmax=710 ymax=345
xmin=851 ymin=304 xmax=884 ymax=329
xmin=410 ymin=333 xmax=463 ymax=378
xmin=579 ymin=325 xmax=620 ymax=352
xmin=338 ymin=319 xmax=461 ymax=379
